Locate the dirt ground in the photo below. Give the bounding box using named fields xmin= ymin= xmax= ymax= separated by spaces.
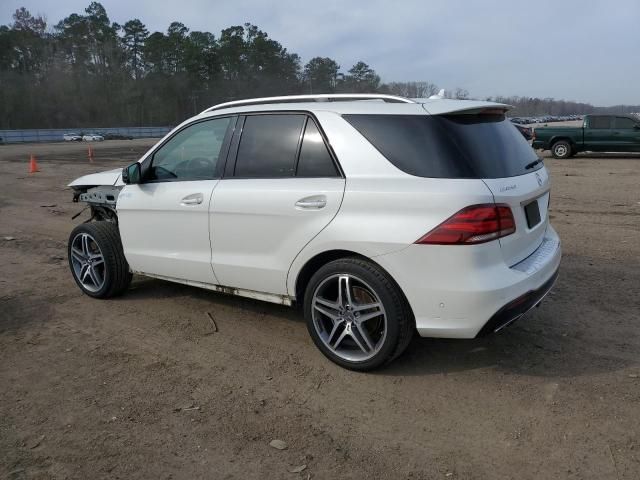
xmin=1 ymin=139 xmax=639 ymax=480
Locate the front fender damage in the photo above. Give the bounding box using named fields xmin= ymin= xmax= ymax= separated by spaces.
xmin=71 ymin=185 xmax=123 ymax=223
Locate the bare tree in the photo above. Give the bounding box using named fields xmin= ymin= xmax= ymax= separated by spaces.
xmin=383 ymin=81 xmax=439 ymax=98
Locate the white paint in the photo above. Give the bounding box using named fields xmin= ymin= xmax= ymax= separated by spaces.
xmin=69 ymin=95 xmax=561 ymax=341
xmin=117 ymin=180 xmax=220 ymax=285
xmin=211 ymin=177 xmax=345 ymax=294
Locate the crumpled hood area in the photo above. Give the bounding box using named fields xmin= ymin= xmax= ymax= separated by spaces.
xmin=68 ymin=167 xmax=123 ymax=188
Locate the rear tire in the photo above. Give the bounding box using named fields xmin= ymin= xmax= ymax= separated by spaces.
xmin=551 ymin=140 xmax=572 ymax=159
xmin=304 ymin=257 xmax=414 ymax=371
xmin=68 ymin=221 xmax=132 ymax=299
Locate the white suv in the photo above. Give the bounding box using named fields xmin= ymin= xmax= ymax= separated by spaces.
xmin=67 ymin=94 xmax=561 ymax=370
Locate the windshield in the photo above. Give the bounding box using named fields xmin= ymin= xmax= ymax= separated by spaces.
xmin=343 ymin=113 xmax=541 ymax=179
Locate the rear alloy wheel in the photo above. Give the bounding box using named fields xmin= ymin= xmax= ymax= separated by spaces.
xmin=304 ymin=258 xmax=413 ymax=371
xmin=551 ymin=140 xmax=572 ymax=159
xmin=68 ymin=222 xmax=132 ymax=298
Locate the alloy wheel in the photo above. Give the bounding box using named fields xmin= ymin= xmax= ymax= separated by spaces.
xmin=70 ymin=232 xmax=106 ymax=293
xmin=311 ymin=274 xmax=387 ymax=362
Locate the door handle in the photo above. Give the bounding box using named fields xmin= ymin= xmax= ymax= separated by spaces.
xmin=295 ymin=195 xmax=327 ymax=209
xmin=181 ymin=193 xmax=203 ymax=206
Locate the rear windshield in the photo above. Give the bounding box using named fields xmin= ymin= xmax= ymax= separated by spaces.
xmin=343 ymin=113 xmax=541 ymax=179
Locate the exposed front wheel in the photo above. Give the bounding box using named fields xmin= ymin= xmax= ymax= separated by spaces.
xmin=304 ymin=258 xmax=414 ymax=371
xmin=551 ymin=140 xmax=572 ymax=159
xmin=68 ymin=221 xmax=132 ymax=298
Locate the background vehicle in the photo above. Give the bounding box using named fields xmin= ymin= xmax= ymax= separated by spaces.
xmin=82 ymin=133 xmax=104 ymax=141
xmin=63 ymin=132 xmax=83 ymax=141
xmin=67 ymin=94 xmax=560 ymax=370
xmin=533 ymin=114 xmax=640 ymax=158
xmin=513 ymin=123 xmax=533 ymax=140
xmin=102 ymin=133 xmax=134 ymax=140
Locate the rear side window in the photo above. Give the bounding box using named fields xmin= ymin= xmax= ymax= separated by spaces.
xmin=614 ymin=117 xmax=636 ymax=129
xmin=343 ymin=114 xmax=540 ymax=179
xmin=234 ymin=114 xmax=305 ymax=178
xmin=296 ymin=120 xmax=338 ymax=177
xmin=589 ymin=116 xmax=612 ymax=129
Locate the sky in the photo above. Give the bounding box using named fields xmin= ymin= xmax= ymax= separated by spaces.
xmin=2 ymin=0 xmax=638 ymax=106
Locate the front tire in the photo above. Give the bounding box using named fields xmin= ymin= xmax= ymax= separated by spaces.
xmin=304 ymin=258 xmax=414 ymax=371
xmin=68 ymin=222 xmax=132 ymax=298
xmin=551 ymin=140 xmax=572 ymax=159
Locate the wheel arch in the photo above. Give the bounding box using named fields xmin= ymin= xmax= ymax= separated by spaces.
xmin=292 ymin=249 xmax=413 ymax=320
xmin=550 ymin=136 xmax=576 ymax=149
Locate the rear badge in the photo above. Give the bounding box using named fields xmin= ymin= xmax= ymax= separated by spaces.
xmin=499 ymin=184 xmax=517 ymax=192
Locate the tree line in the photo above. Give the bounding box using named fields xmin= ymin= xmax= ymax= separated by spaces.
xmin=487 ymin=96 xmax=639 ymax=117
xmin=1 ymin=3 xmax=637 ymax=129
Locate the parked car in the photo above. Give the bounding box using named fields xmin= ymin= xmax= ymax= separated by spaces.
xmin=66 ymin=94 xmax=561 ymax=371
xmin=82 ymin=133 xmax=104 ymax=141
xmin=63 ymin=132 xmax=83 ymax=142
xmin=102 ymin=133 xmax=134 ymax=140
xmin=513 ymin=123 xmax=533 ymax=140
xmin=532 ymin=114 xmax=640 ymax=158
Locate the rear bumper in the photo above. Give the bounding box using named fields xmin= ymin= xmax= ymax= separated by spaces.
xmin=475 ymin=266 xmax=559 ymax=337
xmin=374 ymin=224 xmax=561 ymax=339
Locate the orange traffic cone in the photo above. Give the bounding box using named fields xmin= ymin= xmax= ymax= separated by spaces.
xmin=28 ymin=154 xmax=40 ymax=173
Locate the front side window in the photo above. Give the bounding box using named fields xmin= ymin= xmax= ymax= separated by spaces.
xmin=589 ymin=116 xmax=612 ymax=129
xmin=150 ymin=117 xmax=233 ymax=181
xmin=234 ymin=114 xmax=305 ymax=178
xmin=614 ymin=117 xmax=636 ymax=129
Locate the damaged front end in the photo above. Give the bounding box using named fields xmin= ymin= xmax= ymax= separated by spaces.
xmin=69 ymin=167 xmax=124 ymax=223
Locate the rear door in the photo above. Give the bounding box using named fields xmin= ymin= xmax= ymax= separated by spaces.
xmin=210 ymin=113 xmax=345 ymax=295
xmin=344 ymin=110 xmax=552 ymax=267
xmin=434 ymin=113 xmax=550 ymax=266
xmin=611 ymin=116 xmax=640 ymax=152
xmin=482 ymin=170 xmax=550 ymax=266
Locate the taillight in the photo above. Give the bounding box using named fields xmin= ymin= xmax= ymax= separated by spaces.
xmin=415 ymin=204 xmax=516 ymax=245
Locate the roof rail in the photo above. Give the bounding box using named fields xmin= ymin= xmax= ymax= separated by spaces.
xmin=201 ymin=94 xmax=415 ymax=114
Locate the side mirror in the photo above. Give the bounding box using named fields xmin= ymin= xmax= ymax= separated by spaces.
xmin=122 ymin=162 xmax=141 ymax=184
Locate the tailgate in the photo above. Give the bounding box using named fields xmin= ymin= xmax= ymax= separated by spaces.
xmin=482 ymin=168 xmax=550 ymax=266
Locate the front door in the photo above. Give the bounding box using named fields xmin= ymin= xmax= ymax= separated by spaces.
xmin=611 ymin=116 xmax=640 ymax=152
xmin=210 ymin=113 xmax=345 ymax=295
xmin=118 ymin=116 xmax=235 ymax=283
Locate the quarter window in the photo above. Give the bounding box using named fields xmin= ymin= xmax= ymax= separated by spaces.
xmin=296 ymin=120 xmax=338 ymax=177
xmin=234 ymin=114 xmax=305 ymax=178
xmin=343 ymin=113 xmax=540 ymax=179
xmin=150 ymin=117 xmax=233 ymax=181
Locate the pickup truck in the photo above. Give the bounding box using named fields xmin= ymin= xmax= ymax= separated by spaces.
xmin=532 ymin=114 xmax=640 ymax=158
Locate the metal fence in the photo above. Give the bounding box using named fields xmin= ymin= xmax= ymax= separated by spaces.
xmin=0 ymin=126 xmax=173 ymax=144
